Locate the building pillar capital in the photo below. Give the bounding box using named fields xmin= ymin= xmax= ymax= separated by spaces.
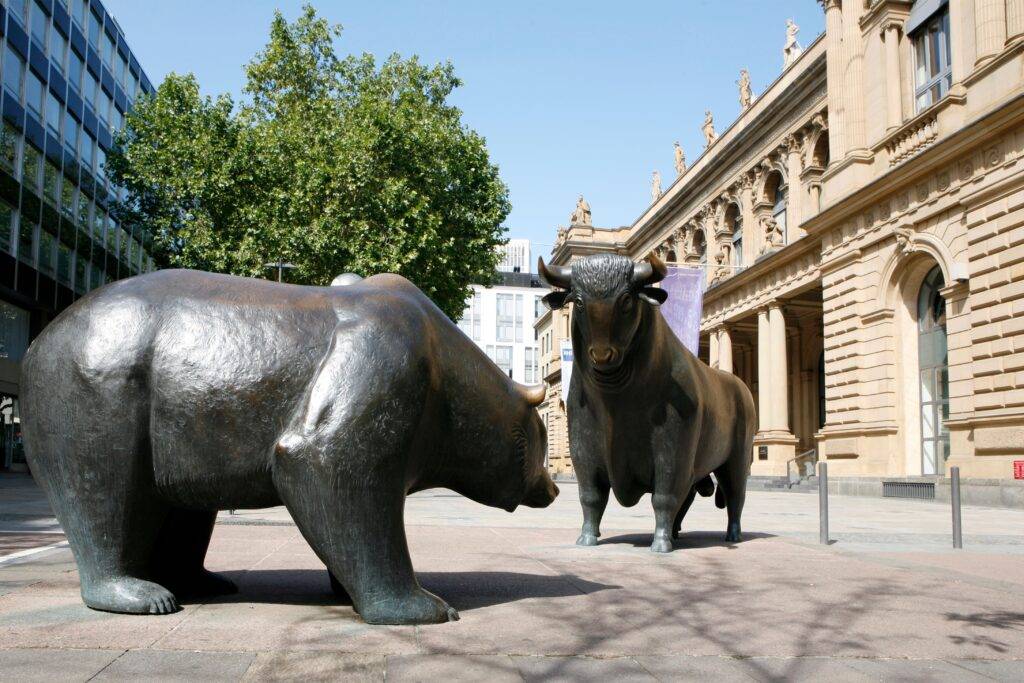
xmin=818 ymin=0 xmax=841 ymax=12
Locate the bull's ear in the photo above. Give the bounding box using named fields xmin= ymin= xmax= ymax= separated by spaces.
xmin=542 ymin=290 xmax=570 ymax=310
xmin=638 ymin=286 xmax=668 ymax=306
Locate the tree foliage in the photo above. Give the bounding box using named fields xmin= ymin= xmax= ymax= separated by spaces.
xmin=109 ymin=5 xmax=510 ymax=318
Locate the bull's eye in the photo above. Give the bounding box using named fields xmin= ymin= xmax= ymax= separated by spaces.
xmin=619 ymin=295 xmax=634 ymax=312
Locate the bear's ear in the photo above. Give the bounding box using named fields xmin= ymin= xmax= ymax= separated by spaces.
xmin=638 ymin=286 xmax=668 ymax=306
xmin=542 ymin=290 xmax=570 ymax=310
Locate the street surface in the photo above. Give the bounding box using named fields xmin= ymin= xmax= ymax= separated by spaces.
xmin=1 ymin=473 xmax=1023 ymax=681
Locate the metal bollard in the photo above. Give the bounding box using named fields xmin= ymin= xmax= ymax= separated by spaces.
xmin=950 ymin=466 xmax=962 ymax=549
xmin=818 ymin=461 xmax=829 ymax=545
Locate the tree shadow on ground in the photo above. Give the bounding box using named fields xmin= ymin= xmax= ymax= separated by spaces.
xmin=944 ymin=611 xmax=1024 ymax=653
xmin=186 ymin=569 xmax=619 ymax=612
xmin=598 ymin=530 xmax=775 ymax=550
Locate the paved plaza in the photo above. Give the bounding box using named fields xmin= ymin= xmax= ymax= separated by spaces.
xmin=1 ymin=473 xmax=1023 ymax=681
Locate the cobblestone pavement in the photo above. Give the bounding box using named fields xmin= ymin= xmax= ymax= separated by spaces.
xmin=1 ymin=474 xmax=1023 ymax=681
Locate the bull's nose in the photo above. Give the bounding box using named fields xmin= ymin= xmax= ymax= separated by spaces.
xmin=588 ymin=346 xmax=616 ymax=365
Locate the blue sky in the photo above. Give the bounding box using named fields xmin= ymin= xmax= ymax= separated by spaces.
xmin=103 ymin=1 xmax=824 ymax=266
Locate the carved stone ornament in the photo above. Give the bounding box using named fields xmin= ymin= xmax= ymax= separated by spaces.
xmin=760 ymin=215 xmax=785 ymax=253
xmin=894 ymin=225 xmax=915 ymax=252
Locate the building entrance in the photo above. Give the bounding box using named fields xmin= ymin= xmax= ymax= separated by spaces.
xmin=917 ymin=266 xmax=949 ymax=475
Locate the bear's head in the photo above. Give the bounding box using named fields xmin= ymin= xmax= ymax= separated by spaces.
xmin=439 ymin=382 xmax=559 ymax=513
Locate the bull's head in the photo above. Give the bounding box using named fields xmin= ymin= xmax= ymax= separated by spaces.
xmin=539 ymin=253 xmax=667 ymax=373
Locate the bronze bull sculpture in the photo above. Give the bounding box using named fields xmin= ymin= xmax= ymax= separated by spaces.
xmin=539 ymin=253 xmax=755 ymax=553
xmin=21 ymin=269 xmax=558 ymax=624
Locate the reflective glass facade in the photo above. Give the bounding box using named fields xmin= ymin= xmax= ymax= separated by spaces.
xmin=0 ymin=0 xmax=155 ymax=470
xmin=0 ymin=0 xmax=155 ymax=314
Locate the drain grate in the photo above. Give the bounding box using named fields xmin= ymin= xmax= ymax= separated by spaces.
xmin=882 ymin=481 xmax=936 ymax=499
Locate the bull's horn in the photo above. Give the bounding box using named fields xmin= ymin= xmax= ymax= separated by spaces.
xmin=520 ymin=382 xmax=547 ymax=407
xmin=632 ymin=252 xmax=668 ymax=285
xmin=538 ymin=257 xmax=572 ymax=289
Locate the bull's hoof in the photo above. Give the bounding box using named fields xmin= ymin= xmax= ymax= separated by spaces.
xmin=649 ymin=536 xmax=673 ymax=553
xmin=360 ymin=588 xmax=458 ymax=625
xmin=82 ymin=577 xmax=180 ymax=615
xmin=576 ymin=532 xmax=599 ymax=546
xmin=725 ymin=522 xmax=742 ymax=543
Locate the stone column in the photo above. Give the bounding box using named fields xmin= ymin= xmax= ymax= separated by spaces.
xmin=740 ymin=175 xmax=756 ymax=264
xmin=809 ymin=183 xmax=822 ymax=213
xmin=718 ymin=326 xmax=733 ymax=374
xmin=975 ymin=0 xmax=1007 ymax=64
xmin=843 ymin=3 xmax=867 ymax=153
xmin=769 ymin=303 xmax=789 ymax=431
xmin=882 ymin=22 xmax=903 ymax=131
xmin=784 ymin=136 xmax=803 ymax=240
xmin=820 ymin=0 xmax=846 ymax=159
xmin=790 ymin=328 xmax=802 ymax=446
xmin=949 ymin=0 xmax=976 ymax=86
xmin=1007 ymin=0 xmax=1024 ymax=43
xmin=709 ymin=329 xmax=720 ymax=369
xmin=757 ymin=308 xmax=771 ymax=433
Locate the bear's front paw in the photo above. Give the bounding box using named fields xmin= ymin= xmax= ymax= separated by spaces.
xmin=360 ymin=588 xmax=459 ymax=625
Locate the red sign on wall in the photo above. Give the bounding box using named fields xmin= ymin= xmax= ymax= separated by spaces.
xmin=1014 ymin=461 xmax=1024 ymax=480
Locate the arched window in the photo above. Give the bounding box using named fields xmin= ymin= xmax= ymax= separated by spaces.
xmin=694 ymin=229 xmax=707 ymax=265
xmin=811 ymin=134 xmax=829 ymax=168
xmin=917 ymin=266 xmax=948 ymax=475
xmin=725 ymin=203 xmax=743 ymax=266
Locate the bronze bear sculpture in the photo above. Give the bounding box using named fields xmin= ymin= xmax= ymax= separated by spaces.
xmin=539 ymin=253 xmax=756 ymax=553
xmin=21 ymin=269 xmax=558 ymax=624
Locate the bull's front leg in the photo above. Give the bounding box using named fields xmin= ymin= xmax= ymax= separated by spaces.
xmin=650 ymin=491 xmax=684 ymax=553
xmin=576 ymin=474 xmax=610 ymax=546
xmin=650 ymin=432 xmax=698 ymax=553
xmin=568 ymin=399 xmax=610 ymax=547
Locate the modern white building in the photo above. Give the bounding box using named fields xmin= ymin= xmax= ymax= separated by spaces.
xmin=457 ymin=242 xmax=547 ymax=384
xmin=496 ymin=238 xmax=531 ymax=274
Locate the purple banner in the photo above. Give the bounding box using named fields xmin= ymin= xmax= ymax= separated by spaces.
xmin=659 ymin=266 xmax=704 ymax=356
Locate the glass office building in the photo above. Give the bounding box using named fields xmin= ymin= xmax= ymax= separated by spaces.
xmin=0 ymin=0 xmax=155 ymax=471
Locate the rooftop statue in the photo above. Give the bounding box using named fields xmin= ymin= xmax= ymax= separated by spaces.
xmin=539 ymin=253 xmax=756 ymax=553
xmin=21 ymin=270 xmax=558 ymax=625
xmin=673 ymin=142 xmax=687 ymax=176
xmin=702 ymin=110 xmax=718 ymax=148
xmin=783 ymin=19 xmax=803 ymax=68
xmin=651 ymin=170 xmax=663 ymax=203
xmin=738 ymin=69 xmax=753 ymax=110
xmin=570 ymin=194 xmax=592 ymax=226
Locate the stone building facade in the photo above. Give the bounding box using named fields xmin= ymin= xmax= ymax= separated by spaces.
xmin=537 ymin=0 xmax=1024 ymax=481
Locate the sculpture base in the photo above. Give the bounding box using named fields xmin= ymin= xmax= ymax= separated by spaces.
xmin=751 ymin=431 xmax=800 ymax=477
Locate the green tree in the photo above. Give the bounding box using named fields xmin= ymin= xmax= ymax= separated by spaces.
xmin=109 ymin=5 xmax=510 ymax=319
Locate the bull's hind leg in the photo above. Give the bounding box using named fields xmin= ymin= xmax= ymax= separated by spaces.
xmin=672 ymin=476 xmax=715 ymax=538
xmin=714 ymin=450 xmax=749 ymax=543
xmin=672 ymin=488 xmax=696 ymax=540
xmin=151 ymin=509 xmax=237 ymax=599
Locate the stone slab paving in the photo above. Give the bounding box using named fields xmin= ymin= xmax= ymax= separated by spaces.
xmin=1 ymin=478 xmax=1023 ymax=680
